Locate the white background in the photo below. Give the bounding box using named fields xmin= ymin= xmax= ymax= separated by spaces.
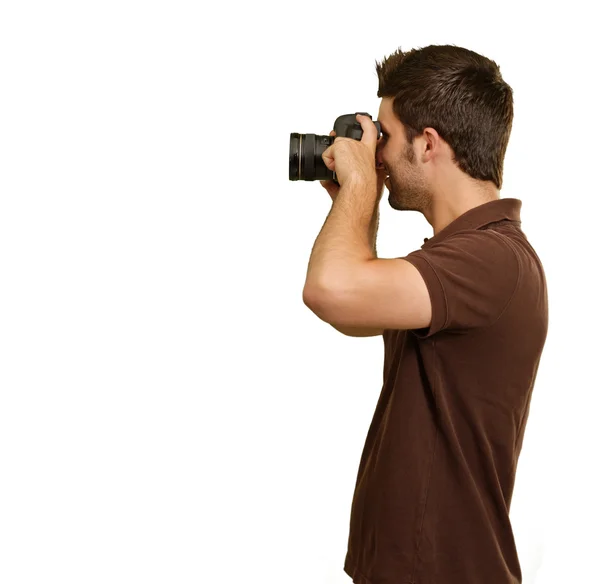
xmin=1 ymin=1 xmax=598 ymax=583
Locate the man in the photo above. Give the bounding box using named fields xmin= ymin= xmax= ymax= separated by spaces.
xmin=303 ymin=44 xmax=548 ymax=584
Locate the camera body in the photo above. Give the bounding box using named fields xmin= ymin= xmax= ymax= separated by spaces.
xmin=289 ymin=112 xmax=381 ymax=185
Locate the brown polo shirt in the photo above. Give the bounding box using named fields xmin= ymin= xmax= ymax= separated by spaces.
xmin=343 ymin=198 xmax=548 ymax=584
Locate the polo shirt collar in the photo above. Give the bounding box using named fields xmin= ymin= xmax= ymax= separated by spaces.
xmin=422 ymin=197 xmax=522 ymax=248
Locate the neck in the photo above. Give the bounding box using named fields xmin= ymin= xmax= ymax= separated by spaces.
xmin=426 ymin=183 xmax=500 ymax=235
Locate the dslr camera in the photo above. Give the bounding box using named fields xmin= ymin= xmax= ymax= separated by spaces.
xmin=289 ymin=112 xmax=381 ymax=186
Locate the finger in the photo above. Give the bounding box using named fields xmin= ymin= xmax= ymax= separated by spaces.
xmin=355 ymin=114 xmax=378 ymax=153
xmin=322 ymin=130 xmax=337 ymax=171
xmin=321 ymin=145 xmax=334 ymax=171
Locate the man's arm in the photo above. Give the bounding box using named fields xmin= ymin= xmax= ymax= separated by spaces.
xmin=308 ymin=194 xmax=380 ymax=339
xmin=305 ymin=176 xmax=380 ymax=291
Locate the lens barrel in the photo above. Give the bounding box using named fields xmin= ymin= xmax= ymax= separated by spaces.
xmin=289 ymin=133 xmax=335 ymax=182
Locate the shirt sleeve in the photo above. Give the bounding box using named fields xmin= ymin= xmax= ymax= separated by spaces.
xmin=401 ymin=229 xmax=520 ymax=339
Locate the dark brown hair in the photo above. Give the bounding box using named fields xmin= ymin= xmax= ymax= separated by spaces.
xmin=375 ymin=44 xmax=513 ymax=189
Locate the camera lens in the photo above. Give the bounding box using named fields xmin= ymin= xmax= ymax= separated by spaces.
xmin=289 ymin=133 xmax=335 ymax=182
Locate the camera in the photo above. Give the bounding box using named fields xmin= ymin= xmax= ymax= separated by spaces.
xmin=289 ymin=112 xmax=381 ymax=186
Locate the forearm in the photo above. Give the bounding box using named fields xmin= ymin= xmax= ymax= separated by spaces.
xmin=305 ymin=177 xmax=380 ymax=291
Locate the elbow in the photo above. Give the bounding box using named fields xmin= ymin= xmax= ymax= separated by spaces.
xmin=303 ymin=282 xmax=333 ymax=318
xmin=304 ymin=281 xmax=347 ymax=325
xmin=303 ymin=283 xmax=323 ymax=309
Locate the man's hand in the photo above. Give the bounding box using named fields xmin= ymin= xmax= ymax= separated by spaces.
xmin=320 ymin=126 xmax=388 ymax=202
xmin=321 ymin=113 xmax=379 ymax=187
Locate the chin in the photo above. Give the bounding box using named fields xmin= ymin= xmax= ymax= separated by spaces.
xmin=388 ymin=194 xmax=401 ymax=210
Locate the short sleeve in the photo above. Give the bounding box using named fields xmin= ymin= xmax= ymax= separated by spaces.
xmin=402 ymin=230 xmax=519 ymax=338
